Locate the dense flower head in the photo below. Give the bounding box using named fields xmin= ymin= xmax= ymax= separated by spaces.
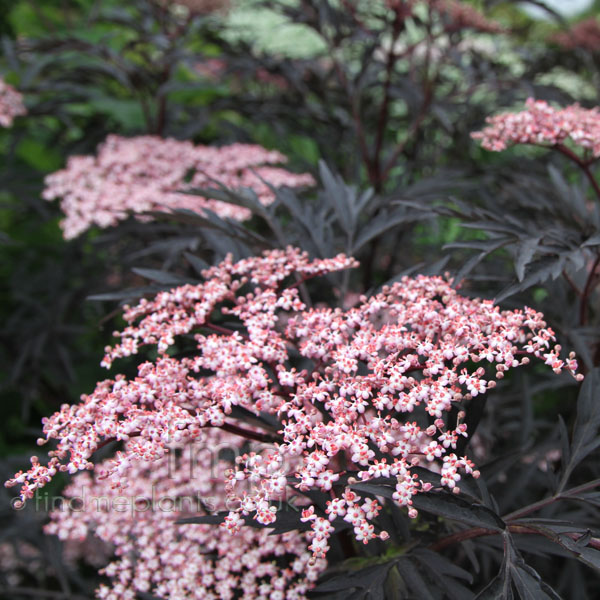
xmin=47 ymin=429 xmax=325 ymax=600
xmin=6 ymin=248 xmax=580 ymax=562
xmin=551 ymin=18 xmax=600 ymax=52
xmin=472 ymin=97 xmax=600 ymax=156
xmin=42 ymin=135 xmax=315 ymax=239
xmin=0 ymin=78 xmax=26 ymax=128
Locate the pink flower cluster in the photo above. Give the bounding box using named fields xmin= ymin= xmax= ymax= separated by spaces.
xmin=6 ymin=248 xmax=580 ymax=564
xmin=47 ymin=428 xmax=325 ymax=600
xmin=43 ymin=135 xmax=315 ymax=239
xmin=0 ymin=78 xmax=26 ymax=128
xmin=472 ymin=98 xmax=600 ymax=157
xmin=6 ymin=249 xmax=357 ymax=501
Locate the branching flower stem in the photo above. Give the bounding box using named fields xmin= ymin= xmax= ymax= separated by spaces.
xmin=554 ymin=144 xmax=600 ymax=202
xmin=579 ymin=253 xmax=600 ymax=326
xmin=430 ymin=524 xmax=600 ymax=552
xmin=430 ymin=478 xmax=600 ymax=552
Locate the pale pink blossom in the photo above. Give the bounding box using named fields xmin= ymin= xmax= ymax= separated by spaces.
xmin=0 ymin=78 xmax=26 ymax=127
xmin=47 ymin=429 xmax=325 ymax=600
xmin=472 ymin=98 xmax=600 ymax=157
xmin=43 ymin=135 xmax=315 ymax=239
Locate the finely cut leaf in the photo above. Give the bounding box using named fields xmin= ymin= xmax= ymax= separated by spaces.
xmin=514 ymin=236 xmax=541 ymax=282
xmin=352 ymin=208 xmax=416 ymax=253
xmin=411 ymin=492 xmax=506 ymax=531
xmin=395 ymin=558 xmax=437 ymax=600
xmin=131 ymin=268 xmax=191 ymax=285
xmin=318 ymin=161 xmax=357 ymax=236
xmin=581 ymin=233 xmax=600 ymax=248
xmin=350 ymin=481 xmax=396 ymax=499
xmin=476 ymin=532 xmax=563 ymax=600
xmin=521 ymin=520 xmax=600 ymax=572
xmin=475 ymin=572 xmax=513 ymax=600
xmin=87 ymin=285 xmax=164 ymax=301
xmin=557 ymin=369 xmax=600 ymax=492
xmin=314 ymin=563 xmax=393 ymax=597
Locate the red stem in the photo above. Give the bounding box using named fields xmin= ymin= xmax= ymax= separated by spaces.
xmin=554 ymin=144 xmax=600 ymax=201
xmin=431 ymin=479 xmax=600 ymax=551
xmin=540 ymin=144 xmax=600 ymax=327
xmin=430 ymin=524 xmax=600 ymax=552
xmin=220 ymin=422 xmax=280 ymax=444
xmin=204 ymin=321 xmax=250 ymax=340
xmin=340 ymin=0 xmax=371 ymax=34
xmin=332 ymin=58 xmax=377 ymax=186
xmin=579 ymin=254 xmax=600 ymax=326
xmin=373 ymin=13 xmax=403 ymax=188
xmin=562 ymin=270 xmax=583 ymax=297
xmin=93 ymin=420 xmax=279 ymax=456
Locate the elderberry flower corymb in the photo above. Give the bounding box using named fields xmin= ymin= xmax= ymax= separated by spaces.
xmin=6 ymin=248 xmax=580 ymax=564
xmin=0 ymin=78 xmax=26 ymax=128
xmin=472 ymin=97 xmax=600 ymax=157
xmin=47 ymin=428 xmax=325 ymax=600
xmin=43 ymin=135 xmax=315 ymax=239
